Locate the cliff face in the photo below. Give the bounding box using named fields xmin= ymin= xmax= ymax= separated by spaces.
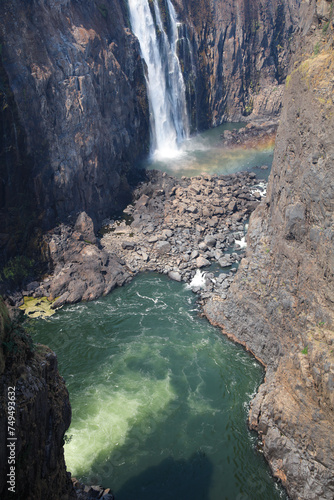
xmin=0 ymin=0 xmax=302 ymax=259
xmin=174 ymin=0 xmax=301 ymax=129
xmin=0 ymin=0 xmax=149 ymax=236
xmin=0 ymin=300 xmax=74 ymax=500
xmin=204 ymin=1 xmax=334 ymax=498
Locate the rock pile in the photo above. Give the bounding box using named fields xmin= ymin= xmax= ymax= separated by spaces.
xmin=101 ymin=170 xmax=263 ymax=295
xmin=17 ymin=170 xmax=266 ymax=312
xmin=221 ymin=121 xmax=278 ymax=149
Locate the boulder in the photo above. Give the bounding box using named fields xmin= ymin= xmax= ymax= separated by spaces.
xmin=168 ymin=271 xmax=182 ymax=282
xmin=155 ymin=241 xmax=171 ymax=254
xmin=122 ymin=241 xmax=135 ymax=250
xmin=204 ymin=235 xmax=217 ymax=247
xmin=74 ymin=212 xmax=97 ymax=244
xmin=196 ymin=256 xmax=211 ymax=268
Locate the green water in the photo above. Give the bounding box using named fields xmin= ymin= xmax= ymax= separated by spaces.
xmin=143 ymin=123 xmax=274 ymax=179
xmin=32 ymin=274 xmax=287 ymax=500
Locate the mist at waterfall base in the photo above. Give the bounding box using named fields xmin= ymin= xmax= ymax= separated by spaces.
xmin=33 ymin=275 xmax=287 ymax=500
xmin=141 ymin=122 xmax=274 ymax=180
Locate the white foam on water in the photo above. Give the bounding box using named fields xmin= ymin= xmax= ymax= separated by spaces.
xmin=188 ymin=269 xmax=206 ymax=289
xmin=235 ymin=236 xmax=247 ymax=249
xmin=65 ymin=374 xmax=175 ymax=476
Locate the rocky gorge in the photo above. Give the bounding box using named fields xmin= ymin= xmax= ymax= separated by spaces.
xmin=0 ymin=0 xmax=334 ymax=499
xmin=14 ymin=169 xmax=263 ymax=313
xmin=204 ymin=2 xmax=334 ymax=499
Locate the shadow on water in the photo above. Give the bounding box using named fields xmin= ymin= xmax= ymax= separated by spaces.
xmin=115 ymin=452 xmax=213 ymax=500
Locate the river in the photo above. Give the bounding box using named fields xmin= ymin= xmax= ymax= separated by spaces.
xmin=32 ymin=269 xmax=287 ymax=499
xmin=141 ymin=122 xmax=274 ymax=180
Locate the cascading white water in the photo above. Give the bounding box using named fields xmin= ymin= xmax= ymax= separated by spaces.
xmin=128 ymin=0 xmax=189 ymax=158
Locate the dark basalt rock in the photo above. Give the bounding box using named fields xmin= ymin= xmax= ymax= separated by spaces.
xmin=0 ymin=0 xmax=149 ymax=247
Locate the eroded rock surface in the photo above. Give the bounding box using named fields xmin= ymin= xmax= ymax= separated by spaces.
xmin=16 ymin=170 xmax=266 ymax=310
xmin=0 ymin=0 xmax=149 ymax=231
xmin=0 ymin=299 xmax=75 ymax=500
xmin=204 ymin=3 xmax=334 ymax=498
xmin=173 ymin=0 xmax=301 ymax=128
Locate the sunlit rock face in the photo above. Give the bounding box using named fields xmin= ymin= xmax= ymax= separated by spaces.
xmin=0 ymin=0 xmax=149 ymax=230
xmin=0 ymin=0 xmax=301 ymax=243
xmin=204 ymin=1 xmax=334 ymax=498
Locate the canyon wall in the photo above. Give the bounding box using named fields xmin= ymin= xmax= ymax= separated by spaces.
xmin=173 ymin=0 xmax=301 ymax=129
xmin=1 ymin=0 xmax=333 ymax=498
xmin=204 ymin=1 xmax=334 ymax=498
xmin=0 ymin=299 xmax=74 ymax=499
xmin=0 ymin=0 xmax=302 ymax=263
xmin=0 ymin=0 xmax=149 ymax=252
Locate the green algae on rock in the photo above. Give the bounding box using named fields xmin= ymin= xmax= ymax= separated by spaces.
xmin=19 ymin=296 xmax=58 ymax=319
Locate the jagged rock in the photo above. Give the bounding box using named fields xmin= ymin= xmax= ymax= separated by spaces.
xmin=190 ymin=250 xmax=199 ymax=260
xmin=0 ymin=301 xmax=74 ymax=499
xmin=74 ymin=212 xmax=97 ymax=244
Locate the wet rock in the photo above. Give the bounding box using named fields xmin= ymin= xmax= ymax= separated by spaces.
xmin=218 ymin=256 xmax=232 ymax=268
xmin=168 ymin=271 xmax=182 ymax=282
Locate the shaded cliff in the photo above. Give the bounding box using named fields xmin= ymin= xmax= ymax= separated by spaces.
xmin=0 ymin=299 xmax=74 ymax=499
xmin=0 ymin=0 xmax=304 ymax=266
xmin=173 ymin=0 xmax=301 ymax=129
xmin=0 ymin=0 xmax=149 ymax=251
xmin=204 ymin=1 xmax=334 ymax=498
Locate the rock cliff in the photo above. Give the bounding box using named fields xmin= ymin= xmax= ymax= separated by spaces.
xmin=204 ymin=1 xmax=334 ymax=498
xmin=0 ymin=0 xmax=302 ymax=263
xmin=0 ymin=299 xmax=74 ymax=499
xmin=173 ymin=0 xmax=301 ymax=129
xmin=0 ymin=0 xmax=149 ymax=243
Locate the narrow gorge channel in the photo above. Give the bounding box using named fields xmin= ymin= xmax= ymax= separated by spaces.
xmin=30 ymin=1 xmax=284 ymax=497
xmin=33 ymin=273 xmax=287 ymax=500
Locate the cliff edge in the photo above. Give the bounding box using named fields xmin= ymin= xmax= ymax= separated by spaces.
xmin=0 ymin=299 xmax=75 ymax=499
xmin=204 ymin=1 xmax=334 ymax=498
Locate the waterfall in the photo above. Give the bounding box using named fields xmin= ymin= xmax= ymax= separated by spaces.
xmin=128 ymin=0 xmax=189 ymax=158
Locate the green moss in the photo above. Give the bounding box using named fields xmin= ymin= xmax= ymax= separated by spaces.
xmin=97 ymin=3 xmax=108 ymax=19
xmin=0 ymin=256 xmax=35 ymax=286
xmin=322 ymin=21 xmax=330 ymax=34
xmin=301 ymin=345 xmax=308 ymax=355
xmin=244 ymin=98 xmax=253 ymax=116
xmin=19 ymin=296 xmax=58 ymax=319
